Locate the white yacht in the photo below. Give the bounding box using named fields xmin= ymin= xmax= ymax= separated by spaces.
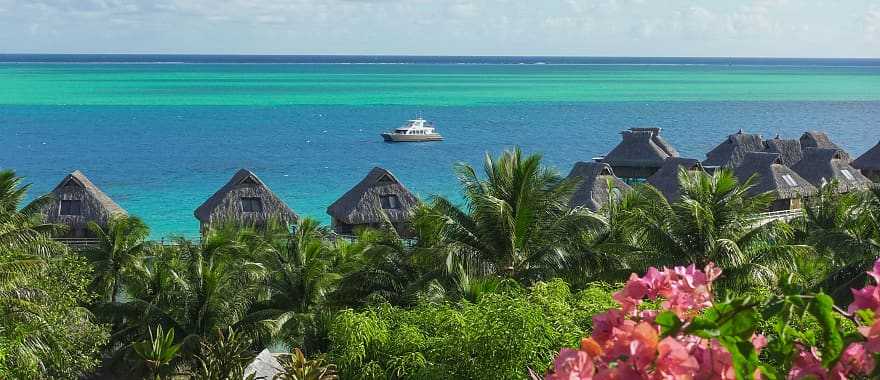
xmin=381 ymin=118 xmax=443 ymax=142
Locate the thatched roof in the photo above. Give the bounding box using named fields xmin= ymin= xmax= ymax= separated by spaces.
xmin=702 ymin=130 xmax=765 ymax=168
xmin=566 ymin=162 xmax=632 ymax=211
xmin=791 ymin=148 xmax=874 ymax=192
xmin=734 ymin=152 xmax=817 ymax=199
xmin=194 ymin=169 xmax=297 ymax=226
xmin=762 ymin=136 xmax=804 ymax=167
xmin=244 ymin=349 xmax=281 ymax=380
xmin=602 ymin=127 xmax=679 ymax=168
xmin=647 ymin=158 xmax=704 ymax=201
xmin=327 ymin=167 xmax=419 ymax=226
xmin=800 ymin=131 xmax=851 ymax=160
xmin=852 ymin=140 xmax=880 ymax=171
xmin=39 ymin=170 xmax=127 ymax=230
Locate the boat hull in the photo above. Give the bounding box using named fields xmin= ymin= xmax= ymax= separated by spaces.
xmin=381 ymin=133 xmax=443 ymax=142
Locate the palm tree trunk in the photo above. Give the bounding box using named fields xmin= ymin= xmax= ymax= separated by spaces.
xmin=111 ymin=275 xmax=119 ymax=303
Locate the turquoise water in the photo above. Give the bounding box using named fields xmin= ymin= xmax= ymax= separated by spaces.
xmin=2 ymin=56 xmax=880 ymax=238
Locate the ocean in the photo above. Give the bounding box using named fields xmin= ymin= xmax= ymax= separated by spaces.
xmin=2 ymin=55 xmax=880 ymax=238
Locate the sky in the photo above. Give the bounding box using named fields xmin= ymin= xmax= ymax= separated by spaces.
xmin=0 ymin=0 xmax=878 ymax=57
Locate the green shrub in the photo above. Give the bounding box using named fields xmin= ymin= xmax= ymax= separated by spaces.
xmin=327 ymin=279 xmax=617 ymax=379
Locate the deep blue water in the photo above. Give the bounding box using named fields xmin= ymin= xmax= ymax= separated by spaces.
xmin=5 ymin=102 xmax=880 ymax=238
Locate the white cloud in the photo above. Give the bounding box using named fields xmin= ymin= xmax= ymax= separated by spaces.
xmin=0 ymin=0 xmax=877 ymax=56
xmin=866 ymin=7 xmax=880 ymax=40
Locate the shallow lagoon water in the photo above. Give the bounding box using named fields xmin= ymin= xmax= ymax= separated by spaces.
xmin=2 ymin=57 xmax=880 ymax=238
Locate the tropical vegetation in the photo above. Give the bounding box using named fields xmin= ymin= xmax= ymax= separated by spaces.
xmin=2 ymin=147 xmax=880 ymax=379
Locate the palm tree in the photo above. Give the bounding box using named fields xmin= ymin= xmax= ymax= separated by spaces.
xmin=798 ymin=182 xmax=880 ymax=298
xmin=247 ymin=218 xmax=342 ymax=351
xmin=330 ymin=225 xmax=428 ymax=308
xmin=0 ymin=170 xmax=75 ymax=376
xmin=86 ymin=215 xmax=150 ymax=303
xmin=625 ymin=168 xmax=812 ymax=292
xmin=99 ymin=226 xmax=269 ymax=366
xmin=415 ymin=148 xmax=593 ymax=284
xmin=0 ymin=169 xmax=64 ymax=255
xmin=561 ymin=180 xmax=650 ymax=287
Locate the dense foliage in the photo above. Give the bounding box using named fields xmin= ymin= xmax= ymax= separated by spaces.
xmin=327 ymin=280 xmax=615 ymax=379
xmin=2 ymin=147 xmax=880 ymax=379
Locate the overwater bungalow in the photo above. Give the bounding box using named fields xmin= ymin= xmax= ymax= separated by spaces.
xmin=566 ymin=162 xmax=631 ymax=211
xmin=646 ymin=158 xmax=705 ymax=202
xmin=762 ymin=135 xmax=804 ymax=167
xmin=244 ymin=349 xmax=282 ymax=380
xmin=326 ymin=167 xmax=419 ymax=236
xmin=734 ymin=152 xmax=817 ymax=211
xmin=194 ymin=169 xmax=297 ymax=232
xmin=800 ymin=131 xmax=851 ymax=160
xmin=852 ymin=140 xmax=880 ymax=182
xmin=601 ymin=127 xmax=679 ymax=181
xmin=702 ymin=130 xmax=765 ymax=170
xmin=791 ymin=148 xmax=873 ymax=192
xmin=38 ymin=170 xmax=127 ymax=238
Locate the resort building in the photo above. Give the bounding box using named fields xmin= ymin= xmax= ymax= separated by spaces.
xmin=601 ymin=127 xmax=679 ymax=181
xmin=791 ymin=148 xmax=874 ymax=192
xmin=38 ymin=170 xmax=127 ymax=238
xmin=762 ymin=136 xmax=804 ymax=167
xmin=702 ymin=130 xmax=765 ymax=170
xmin=734 ymin=152 xmax=818 ymax=211
xmin=646 ymin=158 xmax=705 ymax=202
xmin=800 ymin=131 xmax=851 ymax=160
xmin=327 ymin=167 xmax=419 ymax=236
xmin=194 ymin=169 xmax=297 ymax=232
xmin=852 ymin=140 xmax=880 ymax=182
xmin=566 ymin=162 xmax=631 ymax=211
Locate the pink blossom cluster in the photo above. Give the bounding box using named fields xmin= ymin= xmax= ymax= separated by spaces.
xmin=548 ymin=263 xmax=756 ymax=379
xmin=546 ymin=261 xmax=880 ymax=380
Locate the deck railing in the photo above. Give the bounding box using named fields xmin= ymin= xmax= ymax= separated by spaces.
xmin=749 ymin=209 xmax=804 ymax=225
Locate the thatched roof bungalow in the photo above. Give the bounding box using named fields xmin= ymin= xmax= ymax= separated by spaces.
xmin=762 ymin=136 xmax=804 ymax=167
xmin=702 ymin=130 xmax=765 ymax=170
xmin=39 ymin=170 xmax=127 ymax=238
xmin=194 ymin=169 xmax=297 ymax=232
xmin=244 ymin=349 xmax=282 ymax=380
xmin=800 ymin=131 xmax=850 ymax=160
xmin=327 ymin=167 xmax=419 ymax=236
xmin=734 ymin=152 xmax=817 ymax=211
xmin=602 ymin=127 xmax=679 ymax=180
xmin=646 ymin=158 xmax=705 ymax=202
xmin=566 ymin=162 xmax=631 ymax=211
xmin=791 ymin=148 xmax=874 ymax=192
xmin=852 ymin=140 xmax=880 ymax=182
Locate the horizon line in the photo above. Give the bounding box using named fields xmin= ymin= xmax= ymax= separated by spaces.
xmin=2 ymin=53 xmax=880 ymax=60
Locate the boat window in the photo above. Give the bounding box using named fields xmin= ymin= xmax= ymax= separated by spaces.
xmin=241 ymin=197 xmax=263 ymax=213
xmin=380 ymin=194 xmax=400 ymax=209
xmin=60 ymin=199 xmax=82 ymax=216
xmin=841 ymin=169 xmax=855 ymax=180
xmin=782 ymin=174 xmax=798 ymax=187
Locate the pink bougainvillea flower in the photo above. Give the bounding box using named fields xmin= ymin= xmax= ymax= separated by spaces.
xmin=830 ymin=343 xmax=875 ymax=379
xmin=848 ymin=285 xmax=880 ymax=314
xmin=546 ymin=258 xmax=880 ymax=380
xmin=592 ymin=309 xmax=625 ymax=344
xmin=628 ymin=321 xmax=660 ymax=371
xmin=546 ymin=348 xmax=594 ymax=380
xmin=859 ymin=319 xmax=880 ymax=352
xmin=655 ymin=337 xmax=699 ymax=379
xmin=788 ymin=346 xmax=827 ymax=380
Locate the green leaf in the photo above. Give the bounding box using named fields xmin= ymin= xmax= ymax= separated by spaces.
xmin=807 ymin=293 xmax=844 ymax=367
xmin=655 ymin=311 xmax=682 ymax=336
xmin=718 ymin=336 xmax=760 ymax=380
